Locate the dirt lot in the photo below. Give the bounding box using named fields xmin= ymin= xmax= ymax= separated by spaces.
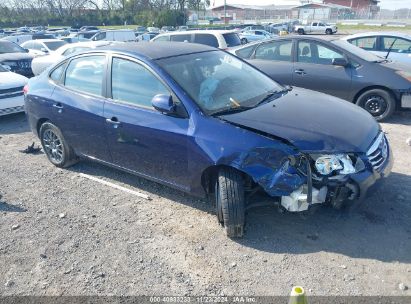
xmin=0 ymin=112 xmax=410 ymax=297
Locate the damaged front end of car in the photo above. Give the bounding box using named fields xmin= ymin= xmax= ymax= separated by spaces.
xmin=231 ymin=132 xmax=392 ymax=212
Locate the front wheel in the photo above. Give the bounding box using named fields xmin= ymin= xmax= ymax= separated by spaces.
xmin=215 ymin=168 xmax=245 ymax=238
xmin=298 ymin=29 xmax=304 ymax=35
xmin=355 ymin=89 xmax=396 ymax=121
xmin=326 ymin=29 xmax=332 ymax=35
xmin=39 ymin=122 xmax=78 ymax=168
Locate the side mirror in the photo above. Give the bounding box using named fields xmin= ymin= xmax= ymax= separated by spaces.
xmin=152 ymin=94 xmax=175 ymax=114
xmin=332 ymin=58 xmax=348 ymax=67
xmin=24 ymin=48 xmax=29 ymax=53
xmin=40 ymin=47 xmax=48 ymax=53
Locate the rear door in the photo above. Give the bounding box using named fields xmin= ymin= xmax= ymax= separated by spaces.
xmin=103 ymin=56 xmax=190 ymax=188
xmin=380 ymin=36 xmax=411 ymax=63
xmin=292 ymin=40 xmax=352 ymax=100
xmin=50 ymin=54 xmax=111 ymax=161
xmin=247 ymin=39 xmax=294 ymax=85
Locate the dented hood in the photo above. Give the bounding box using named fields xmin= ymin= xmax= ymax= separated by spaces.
xmin=220 ymin=87 xmax=379 ymax=153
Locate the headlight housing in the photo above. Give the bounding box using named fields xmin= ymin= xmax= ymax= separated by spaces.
xmin=312 ymin=154 xmax=356 ymax=176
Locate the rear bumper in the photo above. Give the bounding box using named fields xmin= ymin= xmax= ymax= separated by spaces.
xmin=0 ymin=95 xmax=25 ymax=116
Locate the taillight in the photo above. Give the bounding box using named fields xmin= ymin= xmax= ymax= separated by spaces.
xmin=23 ymin=84 xmax=29 ymax=95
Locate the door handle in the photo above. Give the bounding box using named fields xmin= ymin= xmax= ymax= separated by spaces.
xmin=294 ymin=69 xmax=306 ymax=75
xmin=106 ymin=117 xmax=121 ymax=128
xmin=53 ymin=103 xmax=63 ymax=113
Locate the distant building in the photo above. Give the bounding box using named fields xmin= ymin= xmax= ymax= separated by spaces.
xmin=210 ymin=4 xmax=296 ymax=22
xmin=293 ymin=3 xmax=353 ymax=21
xmin=322 ymin=0 xmax=380 ymax=18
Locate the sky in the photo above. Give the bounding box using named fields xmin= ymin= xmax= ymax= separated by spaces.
xmin=210 ymin=0 xmax=411 ymax=10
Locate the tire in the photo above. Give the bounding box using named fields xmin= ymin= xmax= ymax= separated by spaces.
xmin=240 ymin=38 xmax=248 ymax=45
xmin=355 ymin=89 xmax=396 ymax=121
xmin=298 ymin=28 xmax=304 ymax=35
xmin=215 ymin=167 xmax=245 ymax=238
xmin=39 ymin=122 xmax=78 ymax=168
xmin=326 ymin=29 xmax=332 ymax=35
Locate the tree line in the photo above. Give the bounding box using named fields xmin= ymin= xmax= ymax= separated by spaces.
xmin=0 ymin=0 xmax=210 ymax=28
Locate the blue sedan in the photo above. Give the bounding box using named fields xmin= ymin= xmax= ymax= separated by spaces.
xmin=24 ymin=42 xmax=392 ymax=237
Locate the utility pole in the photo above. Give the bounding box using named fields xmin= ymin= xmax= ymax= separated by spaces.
xmin=224 ymin=0 xmax=227 ymax=25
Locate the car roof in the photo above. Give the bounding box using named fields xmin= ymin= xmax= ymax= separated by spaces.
xmin=98 ymin=41 xmax=216 ymax=59
xmin=342 ymin=32 xmax=411 ymax=40
xmin=25 ymin=39 xmax=61 ymax=43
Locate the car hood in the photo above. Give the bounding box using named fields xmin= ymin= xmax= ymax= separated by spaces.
xmin=0 ymin=71 xmax=28 ymax=89
xmin=0 ymin=52 xmax=34 ymax=61
xmin=220 ymin=87 xmax=379 ymax=153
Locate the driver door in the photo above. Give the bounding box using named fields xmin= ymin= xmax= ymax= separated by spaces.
xmin=104 ymin=56 xmax=190 ymax=188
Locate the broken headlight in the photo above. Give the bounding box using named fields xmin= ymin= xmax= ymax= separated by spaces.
xmin=313 ymin=154 xmax=356 ymax=176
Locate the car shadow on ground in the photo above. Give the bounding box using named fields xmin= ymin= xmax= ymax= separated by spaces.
xmin=0 ymin=112 xmax=30 ymax=135
xmin=235 ymin=171 xmax=411 ymax=263
xmin=384 ymin=111 xmax=411 ymax=126
xmin=0 ymin=199 xmax=27 ymax=213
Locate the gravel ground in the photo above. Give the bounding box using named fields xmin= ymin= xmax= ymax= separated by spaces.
xmin=0 ymin=112 xmax=410 ymax=297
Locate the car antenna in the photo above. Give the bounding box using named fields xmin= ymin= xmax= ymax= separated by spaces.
xmin=385 ymin=37 xmax=397 ymax=59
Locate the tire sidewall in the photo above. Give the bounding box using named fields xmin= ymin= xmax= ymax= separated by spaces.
xmin=39 ymin=122 xmax=69 ymax=167
xmin=356 ymin=89 xmax=395 ymax=121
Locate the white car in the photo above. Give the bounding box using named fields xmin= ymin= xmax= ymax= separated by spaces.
xmin=20 ymin=39 xmax=68 ymax=57
xmin=342 ymin=32 xmax=411 ymax=65
xmin=0 ymin=65 xmax=28 ymax=116
xmin=91 ymin=29 xmax=136 ymax=42
xmin=151 ymin=30 xmax=242 ymax=49
xmin=31 ymin=41 xmax=112 ymax=75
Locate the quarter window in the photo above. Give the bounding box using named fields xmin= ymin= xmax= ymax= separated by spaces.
xmin=171 ymin=34 xmax=191 ymax=42
xmin=111 ymin=57 xmax=169 ymax=108
xmin=50 ymin=62 xmax=67 ymax=82
xmin=255 ymin=40 xmax=292 ymax=62
xmin=64 ymin=55 xmax=105 ymax=96
xmin=193 ymin=34 xmax=218 ymax=48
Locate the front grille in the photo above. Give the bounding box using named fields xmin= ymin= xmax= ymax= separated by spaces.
xmin=366 ymin=132 xmax=388 ymax=172
xmin=0 ymin=86 xmax=24 ymax=100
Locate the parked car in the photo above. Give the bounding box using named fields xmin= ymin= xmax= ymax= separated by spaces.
xmin=136 ymin=32 xmax=159 ymax=41
xmin=21 ymin=39 xmax=67 ymax=56
xmin=231 ymin=36 xmax=411 ymax=120
xmin=24 ymin=42 xmax=392 ymax=237
xmin=79 ymin=26 xmax=99 ymax=32
xmin=60 ymin=36 xmax=90 ymax=44
xmin=151 ymin=30 xmax=241 ymax=49
xmin=1 ymin=34 xmax=33 ymax=45
xmin=0 ymin=64 xmax=28 ymax=116
xmin=147 ymin=27 xmax=160 ymax=33
xmin=342 ymin=32 xmax=411 ymax=65
xmin=0 ymin=40 xmax=34 ymax=77
xmin=91 ymin=30 xmax=136 ymax=42
xmin=75 ymin=30 xmax=100 ymax=40
xmin=294 ymin=21 xmax=337 ymax=35
xmin=242 ymin=25 xmax=266 ymax=31
xmin=239 ymin=30 xmax=274 ymax=44
xmin=31 ymin=41 xmax=112 ymax=75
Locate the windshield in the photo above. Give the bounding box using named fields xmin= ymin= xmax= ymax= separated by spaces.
xmin=157 ymin=51 xmax=284 ymax=115
xmin=0 ymin=41 xmax=26 ymax=54
xmin=332 ymin=40 xmax=383 ymax=62
xmin=44 ymin=40 xmax=67 ymax=51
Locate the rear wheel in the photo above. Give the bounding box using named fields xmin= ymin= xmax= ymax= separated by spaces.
xmin=298 ymin=28 xmax=305 ymax=35
xmin=39 ymin=122 xmax=78 ymax=168
xmin=355 ymin=89 xmax=396 ymax=121
xmin=215 ymin=168 xmax=245 ymax=238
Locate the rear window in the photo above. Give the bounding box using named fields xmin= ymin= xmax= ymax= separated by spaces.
xmin=171 ymin=34 xmax=191 ymax=42
xmin=193 ymin=34 xmax=219 ymax=48
xmin=44 ymin=40 xmax=67 ymax=51
xmin=222 ymin=33 xmax=241 ymax=48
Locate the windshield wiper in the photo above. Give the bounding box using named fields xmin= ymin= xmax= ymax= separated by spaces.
xmin=385 ymin=38 xmax=397 ymax=60
xmin=255 ymin=85 xmax=292 ymax=106
xmin=210 ymin=106 xmax=252 ymax=116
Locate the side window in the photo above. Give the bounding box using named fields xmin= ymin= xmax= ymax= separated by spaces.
xmin=193 ymin=34 xmax=218 ymax=48
xmin=49 ymin=62 xmax=67 ymax=82
xmin=349 ymin=37 xmax=377 ymax=50
xmin=255 ymin=31 xmax=263 ymax=35
xmin=255 ymin=40 xmax=292 ymax=62
xmin=319 ymin=23 xmax=325 ymax=26
xmin=111 ymin=57 xmax=169 ymax=108
xmin=312 ymin=22 xmax=318 ymax=26
xmin=154 ymin=35 xmax=170 ymax=42
xmin=298 ymin=41 xmax=343 ymax=65
xmin=64 ymin=55 xmax=105 ymax=96
xmin=382 ymin=37 xmax=411 ymax=53
xmin=32 ymin=42 xmax=42 ymax=50
xmin=171 ymin=34 xmax=191 ymax=42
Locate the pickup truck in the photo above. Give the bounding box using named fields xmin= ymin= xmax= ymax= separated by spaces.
xmin=294 ymin=22 xmax=337 ymax=35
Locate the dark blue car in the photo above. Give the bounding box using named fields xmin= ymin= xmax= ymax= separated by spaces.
xmin=24 ymin=42 xmax=393 ymax=237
